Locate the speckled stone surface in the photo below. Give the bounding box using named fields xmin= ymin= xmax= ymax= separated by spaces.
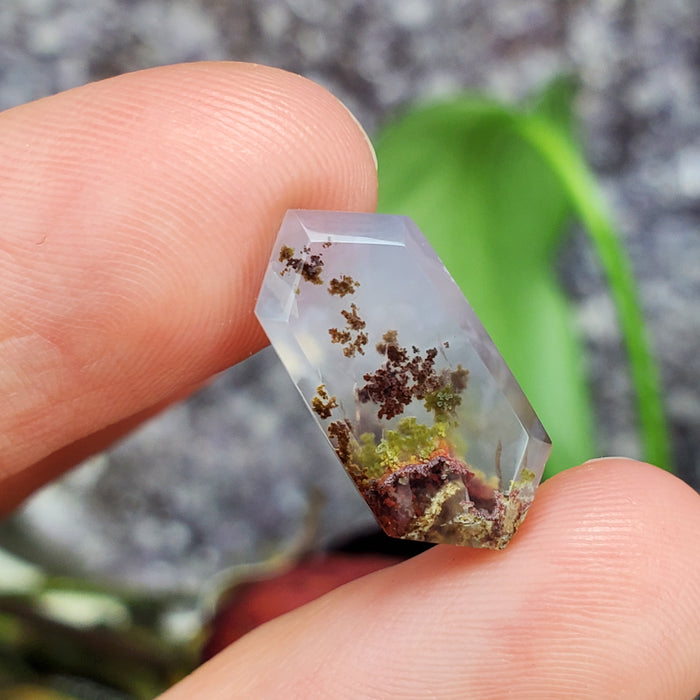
xmin=1 ymin=0 xmax=698 ymax=592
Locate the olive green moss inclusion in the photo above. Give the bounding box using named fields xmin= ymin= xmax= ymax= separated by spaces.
xmin=351 ymin=382 xmax=464 ymax=481
xmin=515 ymin=468 xmax=536 ymax=486
xmin=352 ymin=417 xmax=449 ymax=479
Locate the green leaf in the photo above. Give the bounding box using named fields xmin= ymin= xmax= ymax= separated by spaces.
xmin=515 ymin=111 xmax=672 ymax=470
xmin=375 ymin=80 xmax=672 ymax=475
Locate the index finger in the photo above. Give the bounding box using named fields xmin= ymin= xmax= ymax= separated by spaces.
xmin=0 ymin=62 xmax=377 ymax=512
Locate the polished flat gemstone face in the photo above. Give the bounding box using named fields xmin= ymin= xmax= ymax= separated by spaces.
xmin=255 ymin=211 xmax=551 ymax=549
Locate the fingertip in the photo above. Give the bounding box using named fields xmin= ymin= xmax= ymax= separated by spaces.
xmin=509 ymin=457 xmax=700 ymax=698
xmin=528 ymin=456 xmax=700 ymax=539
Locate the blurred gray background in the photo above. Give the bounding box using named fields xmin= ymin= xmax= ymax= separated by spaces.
xmin=0 ymin=0 xmax=698 ymax=593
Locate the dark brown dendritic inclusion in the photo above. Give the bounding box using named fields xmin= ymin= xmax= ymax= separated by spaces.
xmin=276 ymin=241 xmax=536 ymax=549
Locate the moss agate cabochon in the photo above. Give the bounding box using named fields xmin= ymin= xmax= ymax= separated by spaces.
xmin=255 ymin=210 xmax=551 ymax=549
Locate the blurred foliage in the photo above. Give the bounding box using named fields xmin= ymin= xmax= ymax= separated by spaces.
xmin=0 ymin=548 xmax=199 ymax=699
xmin=0 ymin=591 xmax=196 ymax=699
xmin=376 ymin=77 xmax=672 ymax=476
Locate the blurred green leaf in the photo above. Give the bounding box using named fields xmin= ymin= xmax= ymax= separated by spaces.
xmin=375 ymin=79 xmax=671 ymax=475
xmin=515 ymin=108 xmax=672 ymax=471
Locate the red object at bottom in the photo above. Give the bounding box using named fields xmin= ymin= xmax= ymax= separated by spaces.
xmin=203 ymin=553 xmax=400 ymax=659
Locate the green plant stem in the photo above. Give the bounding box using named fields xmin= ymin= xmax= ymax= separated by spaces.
xmin=517 ymin=116 xmax=672 ymax=470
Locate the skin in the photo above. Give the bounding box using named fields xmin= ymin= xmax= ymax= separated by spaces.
xmin=0 ymin=62 xmax=698 ymax=699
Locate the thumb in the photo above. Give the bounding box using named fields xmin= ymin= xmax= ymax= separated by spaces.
xmin=162 ymin=459 xmax=700 ymax=699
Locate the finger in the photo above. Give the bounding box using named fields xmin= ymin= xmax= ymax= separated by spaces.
xmin=162 ymin=459 xmax=700 ymax=700
xmin=1 ymin=380 xmax=206 ymax=510
xmin=0 ymin=62 xmax=377 ymax=512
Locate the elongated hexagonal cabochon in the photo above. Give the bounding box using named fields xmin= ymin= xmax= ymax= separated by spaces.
xmin=255 ymin=210 xmax=551 ymax=548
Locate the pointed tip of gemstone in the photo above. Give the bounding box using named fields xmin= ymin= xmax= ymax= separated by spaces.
xmin=256 ymin=210 xmax=552 ymax=549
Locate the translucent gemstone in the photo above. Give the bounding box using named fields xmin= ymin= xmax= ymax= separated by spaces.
xmin=255 ymin=211 xmax=551 ymax=549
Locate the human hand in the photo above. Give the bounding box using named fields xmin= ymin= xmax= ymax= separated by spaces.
xmin=1 ymin=62 xmax=698 ymax=699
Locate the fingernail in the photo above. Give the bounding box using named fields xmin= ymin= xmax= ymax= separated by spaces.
xmin=339 ymin=100 xmax=377 ymax=171
xmin=583 ymin=456 xmax=638 ymax=466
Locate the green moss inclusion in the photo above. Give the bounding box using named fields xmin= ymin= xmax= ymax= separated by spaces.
xmin=423 ymin=384 xmax=462 ymax=423
xmin=349 ymin=364 xmax=469 ymax=479
xmin=352 ymin=417 xmax=450 ymax=479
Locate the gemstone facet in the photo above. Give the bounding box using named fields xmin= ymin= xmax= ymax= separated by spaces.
xmin=255 ymin=211 xmax=551 ymax=549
